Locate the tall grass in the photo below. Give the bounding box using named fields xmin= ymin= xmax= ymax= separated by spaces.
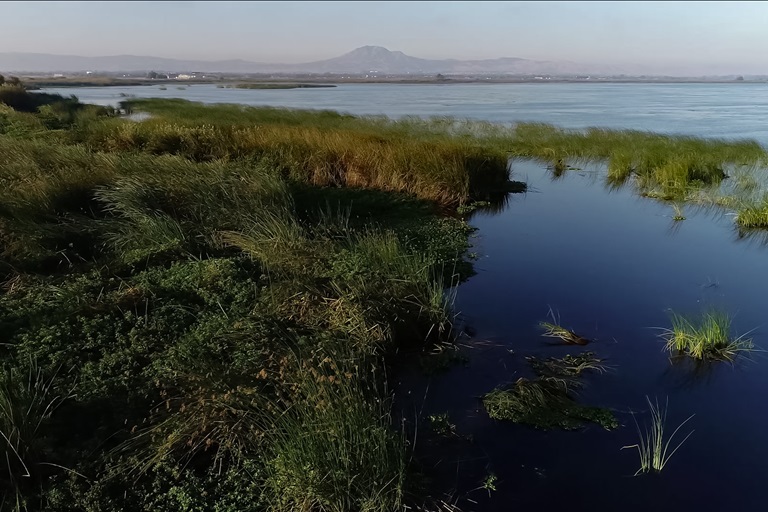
xmin=102 ymin=99 xmax=768 ymax=212
xmin=622 ymin=396 xmax=695 ymax=475
xmin=0 ymin=362 xmax=71 ymax=508
xmin=661 ymin=309 xmax=754 ymax=361
xmin=78 ymin=99 xmax=513 ymax=206
xmin=261 ymin=354 xmax=407 ymax=512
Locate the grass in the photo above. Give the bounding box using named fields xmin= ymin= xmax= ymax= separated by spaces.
xmin=527 ymin=352 xmax=609 ymax=377
xmin=1 ymin=87 xmax=766 ymax=508
xmin=539 ymin=322 xmax=591 ymax=345
xmin=735 ymin=196 xmax=768 ymax=229
xmin=661 ymin=309 xmax=755 ymax=361
xmin=622 ymin=396 xmax=695 ymax=475
xmin=483 ymin=352 xmax=616 ymax=430
xmin=539 ymin=309 xmax=591 ymax=345
xmin=0 ymin=94 xmax=492 ymax=509
xmin=483 ymin=377 xmax=617 ymax=430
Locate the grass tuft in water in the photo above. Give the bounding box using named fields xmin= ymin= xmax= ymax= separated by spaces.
xmin=527 ymin=352 xmax=609 ymax=378
xmin=661 ymin=309 xmax=754 ymax=361
xmin=539 ymin=309 xmax=591 ymax=345
xmin=735 ymin=197 xmax=768 ymax=229
xmin=622 ymin=396 xmax=695 ymax=476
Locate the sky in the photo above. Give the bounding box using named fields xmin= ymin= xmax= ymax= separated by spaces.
xmin=1 ymin=1 xmax=767 ymax=75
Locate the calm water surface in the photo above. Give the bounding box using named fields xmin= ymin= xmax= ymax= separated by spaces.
xmin=401 ymin=160 xmax=768 ymax=511
xmin=46 ymin=83 xmax=768 ymax=509
xmin=41 ymin=82 xmax=768 ymax=144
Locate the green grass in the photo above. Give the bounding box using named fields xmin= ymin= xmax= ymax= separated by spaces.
xmin=736 ymin=197 xmax=768 ymax=228
xmin=622 ymin=396 xmax=695 ymax=476
xmin=526 ymin=352 xmax=609 ymax=378
xmin=539 ymin=322 xmax=591 ymax=345
xmin=483 ymin=377 xmax=617 ymax=430
xmin=661 ymin=309 xmax=755 ymax=361
xmin=483 ymin=351 xmax=616 ymax=430
xmin=0 ymin=95 xmax=493 ymax=509
xmin=538 ymin=309 xmax=591 ymax=345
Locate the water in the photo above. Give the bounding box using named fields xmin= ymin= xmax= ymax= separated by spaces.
xmin=44 ymin=83 xmax=768 ymax=509
xmin=399 ymin=161 xmax=768 ymax=510
xmin=40 ymin=82 xmax=768 ymax=144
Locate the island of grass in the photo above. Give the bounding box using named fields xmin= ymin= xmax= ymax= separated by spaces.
xmin=483 ymin=352 xmax=618 ymax=430
xmin=227 ymin=82 xmax=337 ymax=89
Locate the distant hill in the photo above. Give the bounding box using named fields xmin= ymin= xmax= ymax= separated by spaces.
xmin=0 ymin=46 xmax=620 ymax=76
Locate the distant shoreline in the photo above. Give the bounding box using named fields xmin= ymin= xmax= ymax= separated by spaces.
xmin=23 ymin=76 xmax=767 ymax=89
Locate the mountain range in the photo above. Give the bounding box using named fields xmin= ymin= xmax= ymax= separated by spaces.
xmin=0 ymin=46 xmax=623 ymax=76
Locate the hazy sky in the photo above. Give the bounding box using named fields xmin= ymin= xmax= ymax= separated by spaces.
xmin=2 ymin=1 xmax=767 ymax=74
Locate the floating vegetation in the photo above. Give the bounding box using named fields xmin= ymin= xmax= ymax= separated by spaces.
xmin=622 ymin=396 xmax=695 ymax=475
xmin=661 ymin=309 xmax=755 ymax=361
xmin=427 ymin=413 xmax=457 ymax=437
xmin=483 ymin=377 xmax=617 ymax=430
xmin=527 ymin=352 xmax=609 ymax=378
xmin=539 ymin=322 xmax=591 ymax=345
xmin=539 ymin=309 xmax=591 ymax=345
xmin=483 ymin=351 xmax=616 ymax=430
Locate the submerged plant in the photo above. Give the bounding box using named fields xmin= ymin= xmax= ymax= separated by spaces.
xmin=661 ymin=309 xmax=754 ymax=361
xmin=427 ymin=413 xmax=457 ymax=437
xmin=622 ymin=396 xmax=695 ymax=475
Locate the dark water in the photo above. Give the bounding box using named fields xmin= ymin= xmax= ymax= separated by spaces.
xmin=47 ymin=83 xmax=768 ymax=509
xmin=40 ymin=82 xmax=768 ymax=145
xmin=399 ymin=160 xmax=768 ymax=510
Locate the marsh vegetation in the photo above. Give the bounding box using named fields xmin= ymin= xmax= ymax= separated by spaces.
xmin=0 ymin=87 xmax=504 ymax=510
xmin=2 ymin=84 xmax=767 ymax=509
xmin=661 ymin=309 xmax=755 ymax=361
xmin=483 ymin=352 xmax=616 ymax=430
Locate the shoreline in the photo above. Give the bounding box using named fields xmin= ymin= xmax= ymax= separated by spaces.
xmin=22 ymin=76 xmax=768 ymax=89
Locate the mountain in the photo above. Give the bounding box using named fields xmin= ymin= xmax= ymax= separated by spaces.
xmin=0 ymin=46 xmax=618 ymax=76
xmin=289 ymin=46 xmax=611 ymax=75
